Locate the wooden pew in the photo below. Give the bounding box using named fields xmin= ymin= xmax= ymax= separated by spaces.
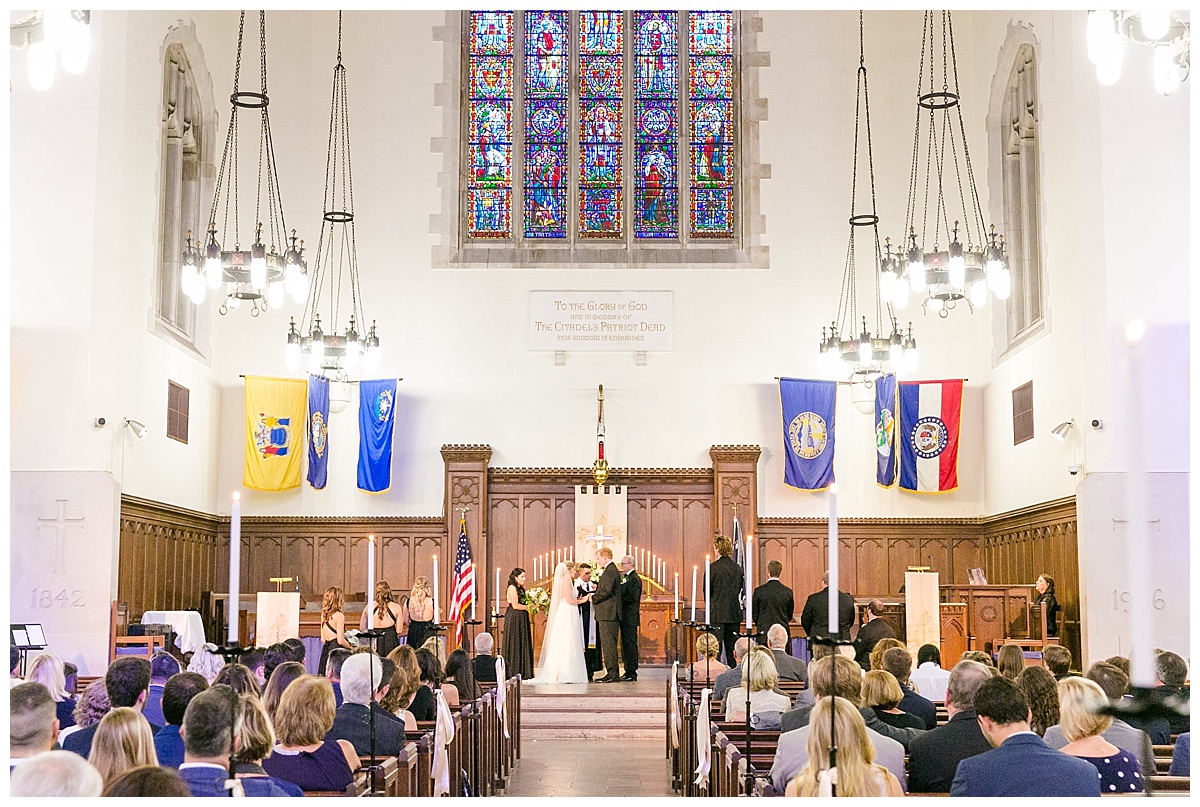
xmin=306 ymin=769 xmax=370 ymax=796
xmin=1150 ymin=776 xmax=1190 ymax=793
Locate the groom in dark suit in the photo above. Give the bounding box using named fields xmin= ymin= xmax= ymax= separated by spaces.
xmin=618 ymin=554 xmax=642 ymax=682
xmin=592 ymin=547 xmax=622 ymax=683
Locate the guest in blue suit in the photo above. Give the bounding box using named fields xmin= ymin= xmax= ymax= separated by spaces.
xmin=143 ymin=651 xmax=181 ymax=727
xmin=951 ymin=676 xmax=1100 ymax=797
xmin=154 ymin=671 xmax=208 ymax=768
xmin=1170 ymin=732 xmax=1190 ymax=776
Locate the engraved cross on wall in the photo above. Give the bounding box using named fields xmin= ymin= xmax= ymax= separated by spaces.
xmin=38 ymin=499 xmax=86 ymax=574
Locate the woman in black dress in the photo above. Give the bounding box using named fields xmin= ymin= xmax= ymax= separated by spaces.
xmin=1034 ymin=574 xmax=1059 ymax=637
xmin=501 ymin=568 xmax=534 ymax=679
xmin=317 ymin=586 xmax=350 ymax=676
xmin=406 ymin=577 xmax=435 ymax=650
xmin=360 ymin=580 xmax=405 ymax=657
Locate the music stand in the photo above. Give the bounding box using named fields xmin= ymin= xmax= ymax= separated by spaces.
xmin=10 ymin=623 xmax=47 ymax=677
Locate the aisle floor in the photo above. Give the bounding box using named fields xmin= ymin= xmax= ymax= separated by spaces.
xmin=501 ymin=738 xmax=674 ymax=797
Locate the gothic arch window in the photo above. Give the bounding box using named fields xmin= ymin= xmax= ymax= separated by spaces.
xmin=433 ymin=10 xmax=769 ymax=268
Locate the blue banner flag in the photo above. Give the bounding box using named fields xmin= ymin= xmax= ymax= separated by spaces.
xmin=357 ymin=378 xmax=398 ymax=493
xmin=779 ymin=378 xmax=837 ymax=491
xmin=307 ymin=375 xmax=330 ymax=490
xmin=874 ymin=374 xmax=898 ymax=488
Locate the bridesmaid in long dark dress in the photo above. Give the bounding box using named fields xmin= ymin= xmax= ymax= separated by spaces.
xmin=501 ymin=568 xmax=534 ymax=680
xmin=359 ymin=580 xmax=405 ymax=658
xmin=317 ymin=586 xmax=351 ymax=676
xmin=406 ymin=577 xmax=435 ymax=651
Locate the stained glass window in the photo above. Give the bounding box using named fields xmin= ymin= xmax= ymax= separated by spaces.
xmin=688 ymin=11 xmax=734 ymax=238
xmin=524 ymin=11 xmax=568 ymax=238
xmin=578 ymin=11 xmax=623 ymax=238
xmin=467 ymin=11 xmax=514 ymax=239
xmin=633 ymin=12 xmax=678 ymax=238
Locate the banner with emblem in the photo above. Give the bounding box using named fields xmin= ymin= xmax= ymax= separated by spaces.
xmin=357 ymin=378 xmax=398 ymax=493
xmin=874 ymin=373 xmax=898 ymax=488
xmin=898 ymin=379 xmax=963 ymax=493
xmin=779 ymin=378 xmax=837 ymax=491
xmin=243 ymin=376 xmax=307 ymax=491
xmin=307 ymin=375 xmax=330 ymax=490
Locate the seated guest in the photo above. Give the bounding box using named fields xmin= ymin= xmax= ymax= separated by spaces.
xmin=262 ymin=644 xmax=293 ymax=687
xmin=65 ymin=657 xmax=157 ymax=759
xmin=785 ymin=696 xmax=904 ymax=796
xmin=882 ymin=646 xmax=937 ymax=730
xmin=418 ymin=642 xmax=459 ymax=707
xmin=102 ymin=765 xmax=192 ymax=797
xmin=473 ymin=632 xmax=498 ymax=683
xmin=770 ymin=654 xmax=910 ymax=793
xmin=1153 ymin=651 xmax=1191 ymax=735
xmin=724 ymin=646 xmax=791 ymax=723
xmin=262 ymin=661 xmax=308 ymax=722
xmin=421 ymin=636 xmax=448 ymax=667
xmin=414 ymin=648 xmax=451 ymax=715
xmin=187 ymin=643 xmax=226 ymax=685
xmin=283 ymin=638 xmax=306 ymax=666
xmin=445 ymin=649 xmax=480 ymax=703
xmin=214 ymin=662 xmax=262 ymax=698
xmin=87 ymin=707 xmax=158 ymax=789
xmin=261 ymin=675 xmax=359 ymax=792
xmin=240 ymin=646 xmax=268 ymax=685
xmin=688 ymin=632 xmax=729 ymax=681
xmin=61 ymin=679 xmax=109 ymax=745
xmin=11 ymin=644 xmax=22 ymax=685
xmin=232 ymin=694 xmax=304 ymax=796
xmin=154 ymin=671 xmax=208 ymax=768
xmin=869 ymin=638 xmax=905 ymax=672
xmin=910 ymin=644 xmax=951 ymax=703
xmin=1016 ymin=665 xmax=1060 ymax=737
xmin=712 ymin=637 xmax=752 ymax=701
xmin=854 ymin=600 xmax=896 ymax=671
xmin=766 ymin=624 xmax=808 ymax=683
xmin=329 ymin=652 xmax=411 ymax=758
xmin=64 ymin=661 xmax=78 ymax=694
xmin=176 ymin=685 xmax=297 ymax=797
xmin=950 ymin=676 xmax=1100 ymax=797
xmin=143 ymin=651 xmax=181 ymax=727
xmin=864 ymin=670 xmax=925 ymax=730
xmin=1056 ymin=676 xmax=1145 ymax=793
xmin=961 ymin=650 xmax=994 ymax=667
xmin=9 ymin=750 xmax=103 ymax=797
xmin=24 ymin=652 xmax=78 ymax=729
xmin=1169 ymin=732 xmax=1190 ymax=776
xmin=10 ymin=682 xmax=59 ymax=763
xmin=1044 ymin=661 xmax=1155 ymax=775
xmin=1043 ymin=644 xmax=1073 ymax=681
xmin=325 ymin=648 xmax=353 ymax=707
xmin=996 ymin=643 xmax=1026 ymax=681
xmin=389 ymin=645 xmax=433 ymax=721
xmin=1106 ymin=655 xmax=1132 ymax=679
xmin=907 ymin=660 xmax=994 ymax=794
xmin=379 ymin=660 xmax=420 ymax=727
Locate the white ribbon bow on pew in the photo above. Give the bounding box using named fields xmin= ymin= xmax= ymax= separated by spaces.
xmin=817 ymin=766 xmax=838 ymax=797
xmin=694 ymin=687 xmax=713 ymax=789
xmin=669 ymin=661 xmax=681 ymax=750
xmin=495 ymin=655 xmax=509 ymax=739
xmin=432 ymin=689 xmax=456 ymax=797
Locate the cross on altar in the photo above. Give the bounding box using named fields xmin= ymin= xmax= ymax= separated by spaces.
xmin=38 ymin=499 xmax=85 ymax=575
xmin=589 ymin=523 xmax=615 ymax=553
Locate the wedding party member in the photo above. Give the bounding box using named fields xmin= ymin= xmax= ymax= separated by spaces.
xmin=24 ymin=652 xmax=78 ymax=730
xmin=360 ymin=580 xmax=406 ymax=657
xmin=473 ymin=633 xmax=498 ymax=683
xmin=153 ymin=671 xmax=208 ymax=768
xmin=1034 ymin=573 xmax=1060 ymax=637
xmin=88 ymin=707 xmax=158 ymax=789
xmin=1056 ymin=677 xmax=1145 ymax=793
xmin=618 ymin=554 xmax=642 ymax=682
xmin=784 ymin=697 xmax=905 ymax=797
xmin=689 ymin=633 xmax=729 ymax=682
xmin=854 ymin=600 xmax=896 ymax=671
xmin=575 ymin=563 xmax=602 ymax=681
xmin=910 ymin=644 xmax=951 ymax=703
xmin=10 ymin=682 xmax=59 ymax=762
xmin=407 ymin=577 xmax=436 ymax=651
xmin=906 ymin=660 xmax=994 ymax=794
xmin=317 ymin=586 xmax=351 ymax=676
xmin=592 ymin=548 xmax=624 ymax=683
xmin=724 ymin=646 xmax=790 ymax=723
xmin=261 ymin=676 xmax=359 ymax=792
xmin=707 ymin=534 xmax=744 ymax=667
xmin=10 ymin=750 xmax=103 ymax=797
xmin=528 ymin=562 xmax=592 ymax=684
xmin=501 ymin=568 xmax=534 ymax=680
xmin=800 ymin=571 xmax=855 ymax=642
xmin=752 ymin=560 xmax=795 ymax=647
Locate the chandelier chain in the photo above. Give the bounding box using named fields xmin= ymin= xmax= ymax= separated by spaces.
xmin=947 ymin=12 xmax=988 ymax=246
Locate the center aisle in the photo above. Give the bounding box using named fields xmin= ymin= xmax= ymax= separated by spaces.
xmin=501 ymin=668 xmax=674 ymax=797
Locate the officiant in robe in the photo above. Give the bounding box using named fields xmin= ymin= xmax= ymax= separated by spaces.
xmin=576 ymin=564 xmax=602 ymax=681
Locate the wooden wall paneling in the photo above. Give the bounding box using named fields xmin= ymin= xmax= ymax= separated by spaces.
xmin=490 ymin=497 xmax=520 ymax=588
xmin=628 ymin=496 xmax=650 ymax=559
xmin=118 ymin=496 xmax=220 ymax=621
xmin=346 ymin=534 xmax=368 ymax=600
xmin=246 ymin=535 xmax=279 ymax=596
xmin=649 ymin=498 xmax=680 ymax=574
xmin=281 ymin=536 xmax=314 ymax=595
xmin=443 ymin=445 xmax=489 ymax=624
xmin=889 ymin=537 xmax=918 ymax=594
xmin=710 ymin=445 xmax=761 ymax=549
xmin=315 ymin=537 xmax=345 ymax=595
xmin=856 ymin=536 xmax=887 ymax=595
xmin=919 ymin=537 xmax=950 ymax=584
xmin=681 ymin=498 xmax=709 ymax=588
xmin=379 ymin=535 xmax=408 ymax=597
xmin=554 ymin=497 xmax=574 ymax=567
xmin=524 ymin=498 xmax=553 ymax=570
xmin=950 ymin=538 xmax=978 ymax=587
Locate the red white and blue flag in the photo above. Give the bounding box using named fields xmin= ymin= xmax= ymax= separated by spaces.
xmin=898 ymin=379 xmax=963 ymax=493
xmin=449 ymin=516 xmax=475 ymax=649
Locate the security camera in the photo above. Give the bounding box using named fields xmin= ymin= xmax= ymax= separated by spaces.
xmin=1090 ymin=419 xmax=1103 ymax=429
xmin=1068 ymin=464 xmax=1083 ymax=476
xmin=95 ymin=417 xmax=107 ymax=427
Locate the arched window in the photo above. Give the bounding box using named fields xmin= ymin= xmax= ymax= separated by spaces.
xmin=435 ymin=10 xmax=768 ymax=268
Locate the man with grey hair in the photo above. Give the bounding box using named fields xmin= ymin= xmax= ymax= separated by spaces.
xmin=906 ymin=660 xmax=994 ymax=793
xmin=473 ymin=632 xmax=497 ymax=682
xmin=712 ymin=637 xmax=752 ymax=701
xmin=9 ymin=750 xmax=103 ymax=796
xmin=10 ymin=682 xmax=59 ymax=763
xmin=327 ymin=652 xmax=408 ymax=757
xmin=766 ymin=624 xmax=808 ymax=683
xmin=617 ymin=554 xmax=642 ymax=681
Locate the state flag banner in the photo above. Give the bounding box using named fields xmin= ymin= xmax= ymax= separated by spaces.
xmin=898 ymin=379 xmax=964 ymax=493
xmin=244 ymin=376 xmax=308 ymax=491
xmin=357 ymin=378 xmax=398 ymax=493
xmin=779 ymin=378 xmax=837 ymax=491
xmin=875 ymin=373 xmax=898 ymax=488
xmin=307 ymin=375 xmax=330 ymax=490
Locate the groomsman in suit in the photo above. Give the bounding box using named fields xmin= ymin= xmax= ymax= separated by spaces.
xmin=707 ymin=534 xmax=745 ymax=667
xmin=618 ymin=555 xmax=642 ymax=681
xmin=576 ymin=563 xmax=602 ymax=681
xmin=854 ymin=599 xmax=896 ymax=670
xmin=800 ymin=571 xmax=856 ymax=642
xmin=592 ymin=547 xmax=623 ymax=683
xmin=752 ymin=560 xmax=795 ymax=651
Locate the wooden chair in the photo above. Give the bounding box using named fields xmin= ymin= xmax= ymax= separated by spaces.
xmin=109 ymin=601 xmax=165 ymax=661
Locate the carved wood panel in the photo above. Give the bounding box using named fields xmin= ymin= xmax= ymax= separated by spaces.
xmin=118 ymin=496 xmax=220 ymax=622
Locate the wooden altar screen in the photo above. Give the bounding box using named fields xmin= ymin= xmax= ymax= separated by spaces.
xmin=940 ymin=584 xmax=1053 ymax=655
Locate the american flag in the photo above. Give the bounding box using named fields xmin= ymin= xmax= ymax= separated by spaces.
xmin=449 ymin=516 xmax=475 ymax=648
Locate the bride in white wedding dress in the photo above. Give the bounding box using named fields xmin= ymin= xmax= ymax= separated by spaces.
xmin=528 ymin=562 xmax=591 ymax=684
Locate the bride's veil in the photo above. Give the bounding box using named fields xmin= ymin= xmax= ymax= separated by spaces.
xmin=536 ymin=562 xmax=572 ymax=673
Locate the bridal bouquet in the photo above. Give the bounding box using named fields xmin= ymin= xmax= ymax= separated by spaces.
xmin=523 ymin=587 xmax=551 ymax=616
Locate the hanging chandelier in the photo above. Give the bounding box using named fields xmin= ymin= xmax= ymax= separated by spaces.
xmin=879 ymin=11 xmax=1010 ymax=318
xmin=820 ymin=13 xmax=918 ymax=380
xmin=1087 ymin=10 xmax=1190 ymax=95
xmin=285 ymin=13 xmax=380 ymax=377
xmin=181 ymin=11 xmax=306 ymax=315
xmin=9 ymin=9 xmax=91 ymax=91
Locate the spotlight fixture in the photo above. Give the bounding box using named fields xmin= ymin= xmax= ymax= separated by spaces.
xmin=1050 ymin=419 xmax=1075 ymax=441
xmin=124 ymin=418 xmax=149 ymax=439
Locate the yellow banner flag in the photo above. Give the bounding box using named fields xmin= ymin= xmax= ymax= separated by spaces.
xmin=244 ymin=376 xmax=307 ymax=491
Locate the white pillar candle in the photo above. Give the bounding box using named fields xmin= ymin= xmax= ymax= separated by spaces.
xmin=494 ymin=567 xmax=500 ymax=615
xmin=746 ymin=535 xmax=754 ymax=631
xmin=691 ymin=565 xmax=698 ymax=622
xmin=367 ymin=535 xmax=376 ymax=609
xmin=705 ymin=555 xmax=712 ymax=625
xmin=229 ymin=492 xmax=241 ymax=645
xmin=674 ymin=572 xmax=680 ymax=620
xmin=1123 ymin=320 xmax=1155 ymax=687
xmin=432 ymin=555 xmax=440 ymax=623
xmin=828 ymin=485 xmax=839 ymax=636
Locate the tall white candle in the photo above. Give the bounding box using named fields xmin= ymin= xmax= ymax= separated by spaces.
xmin=1123 ymin=320 xmax=1155 ymax=687
xmin=691 ymin=565 xmax=698 ymax=622
xmin=432 ymin=555 xmax=440 ymax=623
xmin=705 ymin=555 xmax=712 ymax=625
xmin=494 ymin=567 xmax=501 ymax=615
xmin=828 ymin=485 xmax=839 ymax=636
xmin=229 ymin=492 xmax=241 ymax=645
xmin=745 ymin=535 xmax=754 ymax=631
xmin=674 ymin=571 xmax=680 ymax=620
xmin=367 ymin=535 xmax=376 ymax=610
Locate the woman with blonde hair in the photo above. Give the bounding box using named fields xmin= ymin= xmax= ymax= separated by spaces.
xmin=785 ymin=696 xmax=904 ymax=797
xmin=360 ymin=579 xmax=406 ymax=657
xmin=317 ymin=586 xmax=351 ymax=676
xmin=868 ymin=637 xmax=906 ymax=672
xmin=862 ymin=669 xmax=925 ymax=730
xmin=688 ymin=632 xmax=729 ymax=681
xmin=87 ymin=707 xmax=158 ymax=788
xmin=261 ymin=675 xmax=359 ymax=792
xmin=407 ymin=576 xmax=436 ymax=651
xmin=24 ymin=652 xmax=77 ymax=729
xmin=724 ymin=645 xmax=790 ymax=723
xmin=1057 ymin=677 xmax=1145 ymax=792
xmin=997 ymin=643 xmax=1025 ymax=681
xmin=232 ymin=694 xmax=304 ymax=796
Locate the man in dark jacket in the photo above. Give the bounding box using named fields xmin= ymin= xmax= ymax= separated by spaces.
xmin=153 ymin=672 xmax=208 ymax=768
xmin=883 ymin=646 xmax=938 ymax=730
xmin=752 ymin=560 xmax=794 ymax=650
xmin=327 ymin=653 xmax=407 ymax=757
xmin=907 ymin=660 xmax=993 ymax=793
xmin=799 ymin=571 xmax=855 ymax=641
xmin=592 ymin=547 xmax=623 ymax=683
xmin=63 ymin=657 xmax=159 ymax=758
xmin=707 ymin=534 xmax=744 ymax=667
xmin=853 ymin=599 xmax=896 ymax=670
xmin=617 ymin=555 xmax=643 ymax=681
